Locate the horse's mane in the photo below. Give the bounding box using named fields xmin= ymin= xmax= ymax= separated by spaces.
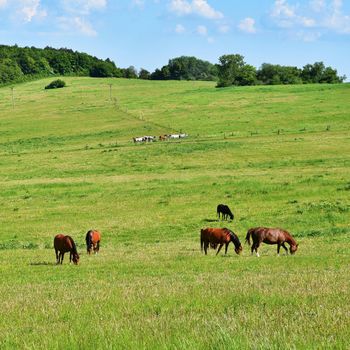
xmin=226 ymin=229 xmax=241 ymax=248
xmin=68 ymin=236 xmax=78 ymax=254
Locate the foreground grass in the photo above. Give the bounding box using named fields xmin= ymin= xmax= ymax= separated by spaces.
xmin=1 ymin=238 xmax=350 ymax=349
xmin=0 ymin=78 xmax=349 ymax=348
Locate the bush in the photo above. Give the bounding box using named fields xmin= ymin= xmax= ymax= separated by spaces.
xmin=45 ymin=79 xmax=66 ymax=89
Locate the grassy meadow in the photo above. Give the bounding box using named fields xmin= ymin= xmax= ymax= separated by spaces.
xmin=0 ymin=77 xmax=349 ymax=349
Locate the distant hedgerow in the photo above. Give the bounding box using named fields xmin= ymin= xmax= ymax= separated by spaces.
xmin=45 ymin=79 xmax=66 ymax=89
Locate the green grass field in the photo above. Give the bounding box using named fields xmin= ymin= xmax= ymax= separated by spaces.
xmin=0 ymin=77 xmax=349 ymax=349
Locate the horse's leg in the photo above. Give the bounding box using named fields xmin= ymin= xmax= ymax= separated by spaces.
xmin=282 ymin=243 xmax=288 ymax=255
xmin=55 ymin=249 xmax=59 ymax=264
xmin=60 ymin=252 xmax=64 ymax=264
xmin=225 ymin=243 xmax=229 ymax=254
xmin=277 ymin=243 xmax=281 ymax=256
xmin=253 ymin=242 xmax=260 ymax=257
xmin=204 ymin=242 xmax=208 ymax=255
xmin=216 ymin=244 xmax=224 ymax=255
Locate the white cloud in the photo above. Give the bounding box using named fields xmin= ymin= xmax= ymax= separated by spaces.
xmin=15 ymin=0 xmax=47 ymax=23
xmin=238 ymin=17 xmax=256 ymax=33
xmin=61 ymin=0 xmax=107 ymax=15
xmin=0 ymin=0 xmax=7 ymax=8
xmin=270 ymin=0 xmax=350 ymax=40
xmin=58 ymin=16 xmax=97 ymax=36
xmin=175 ymin=23 xmax=185 ymax=33
xmin=325 ymin=0 xmax=350 ymax=33
xmin=170 ymin=0 xmax=191 ymax=15
xmin=310 ymin=0 xmax=325 ymax=12
xmin=271 ymin=0 xmax=295 ymax=19
xmin=271 ymin=0 xmax=315 ymax=28
xmin=169 ymin=0 xmax=223 ymax=19
xmin=197 ymin=24 xmax=207 ymax=35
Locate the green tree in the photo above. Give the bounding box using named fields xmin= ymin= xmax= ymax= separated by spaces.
xmin=89 ymin=61 xmax=114 ymax=77
xmin=216 ymin=54 xmax=247 ymax=87
xmin=0 ymin=58 xmax=23 ymax=84
xmin=139 ymin=68 xmax=150 ymax=79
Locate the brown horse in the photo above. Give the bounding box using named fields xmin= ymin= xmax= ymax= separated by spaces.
xmin=200 ymin=227 xmax=242 ymax=256
xmin=54 ymin=234 xmax=80 ymax=264
xmin=245 ymin=227 xmax=298 ymax=257
xmin=85 ymin=230 xmax=101 ymax=254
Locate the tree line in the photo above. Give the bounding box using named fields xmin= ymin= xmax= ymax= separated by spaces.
xmin=0 ymin=45 xmax=346 ymax=87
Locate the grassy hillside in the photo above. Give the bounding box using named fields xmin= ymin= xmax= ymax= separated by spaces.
xmin=0 ymin=77 xmax=349 ymax=349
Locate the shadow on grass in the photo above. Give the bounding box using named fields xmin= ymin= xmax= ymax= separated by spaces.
xmin=203 ymin=218 xmax=219 ymax=223
xmin=30 ymin=261 xmax=56 ymax=266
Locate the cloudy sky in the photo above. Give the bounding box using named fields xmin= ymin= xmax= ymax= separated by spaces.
xmin=0 ymin=0 xmax=349 ymax=78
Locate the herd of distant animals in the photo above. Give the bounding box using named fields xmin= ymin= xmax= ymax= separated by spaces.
xmin=53 ymin=204 xmax=298 ymax=265
xmin=133 ymin=133 xmax=188 ymax=143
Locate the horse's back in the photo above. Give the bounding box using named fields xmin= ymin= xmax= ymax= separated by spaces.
xmin=54 ymin=234 xmax=72 ymax=252
xmin=201 ymin=227 xmax=229 ymax=243
xmin=90 ymin=230 xmax=101 ymax=243
xmin=249 ymin=227 xmax=291 ymax=243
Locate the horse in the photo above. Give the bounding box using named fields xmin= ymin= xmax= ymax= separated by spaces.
xmin=200 ymin=227 xmax=242 ymax=256
xmin=54 ymin=234 xmax=80 ymax=265
xmin=217 ymin=204 xmax=234 ymax=221
xmin=159 ymin=134 xmax=168 ymax=141
xmin=144 ymin=136 xmax=156 ymax=142
xmin=169 ymin=134 xmax=181 ymax=139
xmin=85 ymin=230 xmax=101 ymax=254
xmin=245 ymin=227 xmax=299 ymax=257
xmin=133 ymin=136 xmax=145 ymax=143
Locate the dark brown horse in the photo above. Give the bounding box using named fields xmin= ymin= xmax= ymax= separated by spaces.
xmin=245 ymin=227 xmax=298 ymax=257
xmin=85 ymin=230 xmax=101 ymax=254
xmin=200 ymin=227 xmax=242 ymax=256
xmin=54 ymin=234 xmax=80 ymax=264
xmin=217 ymin=204 xmax=234 ymax=221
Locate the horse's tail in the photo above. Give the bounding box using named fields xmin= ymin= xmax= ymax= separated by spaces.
xmin=200 ymin=229 xmax=204 ymax=252
xmin=85 ymin=230 xmax=92 ymax=251
xmin=245 ymin=229 xmax=252 ymax=246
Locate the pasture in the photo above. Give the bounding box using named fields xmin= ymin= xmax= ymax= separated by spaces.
xmin=0 ymin=77 xmax=349 ymax=349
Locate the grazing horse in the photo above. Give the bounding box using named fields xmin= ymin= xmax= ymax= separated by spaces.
xmin=133 ymin=136 xmax=145 ymax=143
xmin=85 ymin=230 xmax=101 ymax=254
xmin=159 ymin=134 xmax=168 ymax=141
xmin=217 ymin=204 xmax=234 ymax=221
xmin=54 ymin=234 xmax=80 ymax=265
xmin=245 ymin=227 xmax=299 ymax=257
xmin=169 ymin=134 xmax=181 ymax=139
xmin=200 ymin=227 xmax=242 ymax=256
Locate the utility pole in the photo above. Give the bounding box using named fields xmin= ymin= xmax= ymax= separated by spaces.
xmin=11 ymin=87 xmax=15 ymax=109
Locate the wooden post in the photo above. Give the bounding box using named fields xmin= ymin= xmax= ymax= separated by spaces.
xmin=11 ymin=87 xmax=15 ymax=109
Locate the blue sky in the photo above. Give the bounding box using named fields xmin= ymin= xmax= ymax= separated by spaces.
xmin=0 ymin=0 xmax=349 ymax=78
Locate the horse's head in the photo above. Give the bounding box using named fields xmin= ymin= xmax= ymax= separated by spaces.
xmin=290 ymin=244 xmax=299 ymax=255
xmin=235 ymin=244 xmax=243 ymax=255
xmin=229 ymin=231 xmax=242 ymax=255
xmin=72 ymin=253 xmax=80 ymax=265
